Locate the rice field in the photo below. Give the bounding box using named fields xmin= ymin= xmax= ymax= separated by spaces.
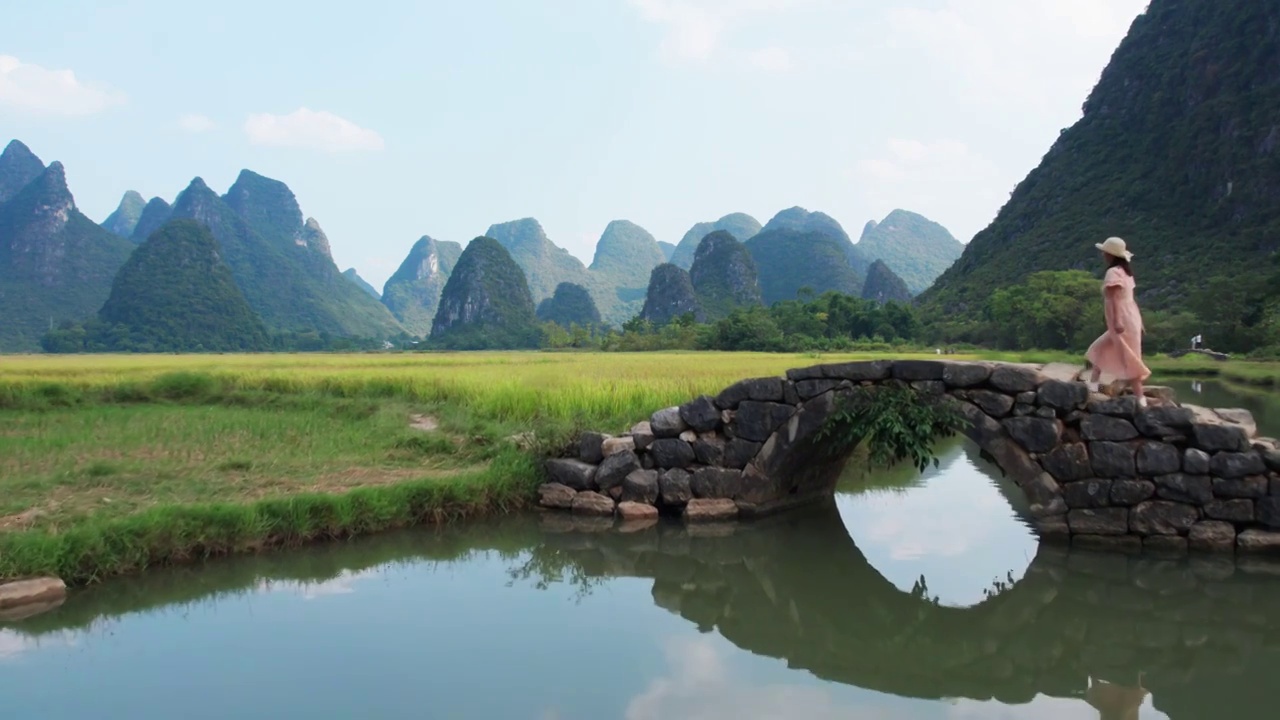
xmin=0 ymin=350 xmax=957 ymax=583
xmin=0 ymin=350 xmax=966 ymax=426
xmin=1 ymin=348 xmax=1274 ymax=584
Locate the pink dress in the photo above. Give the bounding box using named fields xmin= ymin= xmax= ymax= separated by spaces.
xmin=1085 ymin=266 xmax=1150 ymax=382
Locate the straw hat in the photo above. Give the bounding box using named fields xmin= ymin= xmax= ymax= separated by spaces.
xmin=1095 ymin=236 xmax=1133 ymax=261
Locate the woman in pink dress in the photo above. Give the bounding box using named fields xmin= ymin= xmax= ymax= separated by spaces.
xmin=1085 ymin=237 xmax=1151 ymax=407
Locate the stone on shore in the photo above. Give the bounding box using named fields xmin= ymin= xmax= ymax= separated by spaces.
xmin=570 ymin=491 xmax=616 ymax=517
xmin=617 ymin=501 xmax=660 ymax=521
xmin=621 ymin=470 xmax=660 ymax=505
xmin=1237 ymin=529 xmax=1280 ymax=555
xmin=538 ymin=483 xmax=576 ymax=509
xmin=545 ymin=459 xmax=597 ymax=491
xmin=0 ymin=577 xmax=67 ymax=622
xmin=1189 ymin=521 xmax=1237 ymax=553
xmin=659 ymin=469 xmax=693 ymax=506
xmin=596 ymin=451 xmax=641 ymax=493
xmin=683 ymin=498 xmax=739 ymax=523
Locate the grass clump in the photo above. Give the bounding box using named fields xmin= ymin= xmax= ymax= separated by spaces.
xmin=0 ymin=449 xmax=538 ymax=585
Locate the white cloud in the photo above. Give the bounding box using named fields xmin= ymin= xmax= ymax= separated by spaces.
xmin=625 ymin=635 xmax=1169 ymax=719
xmin=625 ymin=636 xmax=899 ymax=720
xmin=629 ymin=0 xmax=722 ymax=62
xmin=243 ymin=107 xmax=385 ymax=152
xmin=255 ymin=568 xmax=381 ymax=600
xmin=628 ymin=0 xmax=805 ymax=68
xmin=841 ymin=1 xmax=1148 ymax=244
xmin=0 ymin=55 xmax=123 ymax=116
xmin=0 ymin=628 xmax=80 ymax=661
xmin=949 ymin=695 xmax=1170 ymax=720
xmin=748 ymin=47 xmax=793 ymax=73
xmin=854 ymin=137 xmax=1008 ymax=243
xmin=178 ymin=113 xmax=216 ymax=133
xmin=882 ymin=0 xmax=1149 ymax=118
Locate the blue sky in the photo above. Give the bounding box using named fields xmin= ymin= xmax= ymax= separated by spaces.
xmin=2 ymin=0 xmax=1147 ymax=289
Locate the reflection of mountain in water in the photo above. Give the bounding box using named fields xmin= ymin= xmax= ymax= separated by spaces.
xmin=530 ymin=504 xmax=1280 ymax=720
xmin=6 ymin=506 xmax=1280 ymax=719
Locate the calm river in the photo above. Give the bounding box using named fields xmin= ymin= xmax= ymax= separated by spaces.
xmin=1 ymin=380 xmax=1277 ymax=719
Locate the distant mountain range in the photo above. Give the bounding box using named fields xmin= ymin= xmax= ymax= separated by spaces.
xmin=0 ymin=143 xmax=134 ymax=351
xmin=16 ymin=0 xmax=1272 ymax=353
xmin=0 ymin=136 xmax=964 ymax=352
xmin=858 ymin=210 xmax=963 ymax=295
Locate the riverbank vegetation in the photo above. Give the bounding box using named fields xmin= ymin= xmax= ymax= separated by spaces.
xmin=547 ymin=264 xmax=1278 ymax=359
xmin=3 ymin=350 xmax=1277 ymax=585
xmin=1 ymin=351 xmax=949 ymax=583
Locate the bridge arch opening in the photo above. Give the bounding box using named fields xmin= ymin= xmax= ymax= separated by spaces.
xmin=835 ymin=435 xmax=1040 ymax=608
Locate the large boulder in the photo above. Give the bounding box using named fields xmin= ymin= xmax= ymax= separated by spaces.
xmin=546 ymin=459 xmax=597 ymax=491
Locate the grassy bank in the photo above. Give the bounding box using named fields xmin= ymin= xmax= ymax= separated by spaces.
xmin=1145 ymin=354 xmax=1280 ymax=387
xmin=2 ymin=349 xmax=1277 ymax=585
xmin=0 ymin=351 xmax=951 ymax=584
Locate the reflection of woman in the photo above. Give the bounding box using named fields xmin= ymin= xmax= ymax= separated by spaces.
xmin=1085 ymin=673 xmax=1148 ymax=720
xmin=1085 ymin=237 xmax=1151 ymax=407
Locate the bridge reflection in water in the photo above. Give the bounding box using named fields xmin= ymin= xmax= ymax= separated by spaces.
xmin=6 ymin=458 xmax=1279 ymax=720
xmin=535 ymin=501 xmax=1279 ymax=720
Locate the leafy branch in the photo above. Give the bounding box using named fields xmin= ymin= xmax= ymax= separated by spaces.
xmin=814 ymin=384 xmax=969 ymax=473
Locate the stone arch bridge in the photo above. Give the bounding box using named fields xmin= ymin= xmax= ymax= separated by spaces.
xmin=542 ymin=360 xmax=1280 ymax=555
xmin=533 ymin=501 xmax=1280 ymax=718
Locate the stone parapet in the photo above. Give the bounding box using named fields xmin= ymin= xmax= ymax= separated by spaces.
xmin=539 ymin=360 xmax=1280 ymax=556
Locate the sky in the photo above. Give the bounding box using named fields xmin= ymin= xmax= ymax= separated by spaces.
xmin=1 ymin=0 xmax=1149 ymax=290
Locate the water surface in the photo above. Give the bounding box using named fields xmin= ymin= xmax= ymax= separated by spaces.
xmin=2 ymin=380 xmax=1278 ymax=720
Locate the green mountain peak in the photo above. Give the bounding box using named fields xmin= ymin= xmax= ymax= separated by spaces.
xmin=589 ymin=219 xmax=665 ymax=277
xmin=95 ymin=219 xmax=270 ymax=352
xmin=102 ymin=190 xmax=146 ymax=238
xmin=671 ymin=212 xmax=762 ymax=269
xmin=537 ymin=282 xmax=602 ymax=329
xmin=342 ymin=268 xmax=380 ymax=300
xmin=0 ymin=139 xmax=46 ymax=204
xmin=640 ymin=263 xmax=702 ymax=325
xmin=0 ymin=157 xmax=134 ymax=351
xmin=856 ymin=209 xmax=963 ymax=295
xmin=431 ymin=236 xmax=540 ymax=348
xmin=861 ymin=259 xmax=913 ymax=305
xmin=382 ymin=235 xmax=464 ymax=337
xmin=689 ymin=230 xmax=763 ymax=320
xmin=169 ymin=175 xmax=403 ymax=338
xmin=129 ymin=197 xmax=172 ymax=244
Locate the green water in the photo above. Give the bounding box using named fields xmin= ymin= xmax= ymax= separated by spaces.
xmin=1 ymin=381 xmax=1278 ymax=719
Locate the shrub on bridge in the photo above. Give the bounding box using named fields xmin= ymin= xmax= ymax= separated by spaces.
xmin=815 ymin=384 xmax=969 ymax=473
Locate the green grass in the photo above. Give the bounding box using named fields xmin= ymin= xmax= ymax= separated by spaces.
xmin=0 ymin=399 xmax=493 ymax=532
xmin=2 ymin=349 xmax=1278 ymax=585
xmin=1144 ymin=354 xmax=1280 ymax=387
xmin=0 ymin=449 xmax=537 ymax=585
xmin=2 ymin=351 xmax=952 ymax=584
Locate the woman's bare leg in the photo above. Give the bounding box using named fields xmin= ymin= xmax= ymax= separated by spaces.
xmin=1087 ymin=364 xmax=1102 ymax=391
